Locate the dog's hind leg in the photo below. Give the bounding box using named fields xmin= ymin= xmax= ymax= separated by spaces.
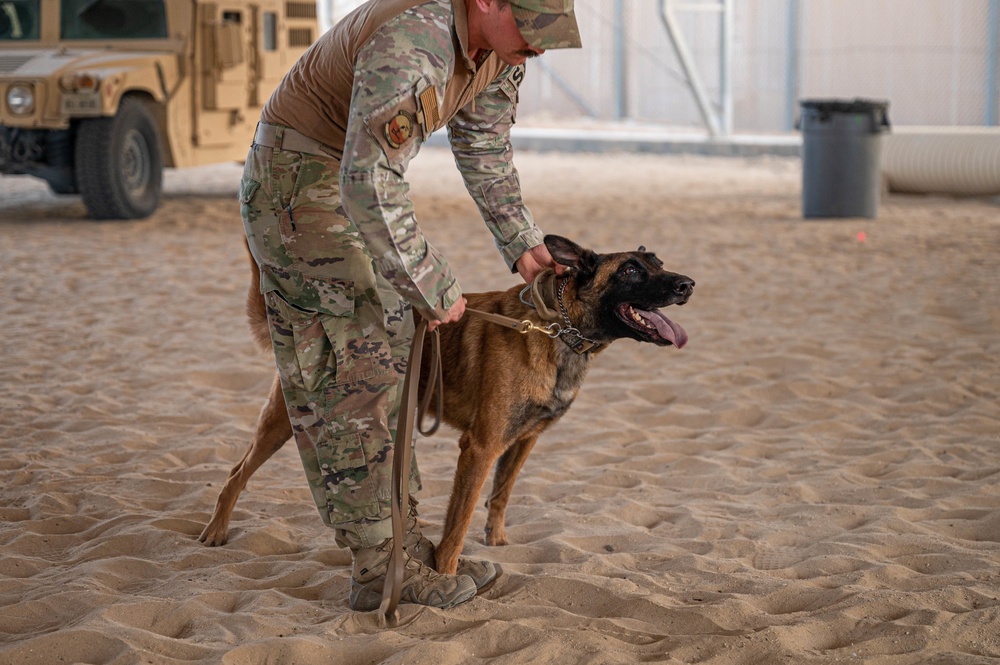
xmin=483 ymin=434 xmax=539 ymax=547
xmin=436 ymin=431 xmax=503 ymax=575
xmin=199 ymin=373 xmax=292 ymax=546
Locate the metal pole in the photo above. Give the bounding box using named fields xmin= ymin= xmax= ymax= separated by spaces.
xmin=325 ymin=0 xmax=336 ymax=28
xmin=987 ymin=0 xmax=998 ymax=125
xmin=719 ymin=0 xmax=733 ymax=135
xmin=659 ymin=0 xmax=723 ymax=137
xmin=613 ymin=0 xmax=627 ymax=120
xmin=784 ymin=0 xmax=800 ymax=131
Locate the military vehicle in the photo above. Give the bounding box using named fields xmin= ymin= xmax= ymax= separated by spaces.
xmin=0 ymin=0 xmax=318 ymax=219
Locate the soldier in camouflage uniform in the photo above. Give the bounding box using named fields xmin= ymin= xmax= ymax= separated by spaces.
xmin=238 ymin=0 xmax=581 ymax=611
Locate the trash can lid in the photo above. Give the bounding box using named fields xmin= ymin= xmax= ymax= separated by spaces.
xmin=799 ymin=98 xmax=890 ymax=128
xmin=800 ymin=98 xmax=889 ymax=114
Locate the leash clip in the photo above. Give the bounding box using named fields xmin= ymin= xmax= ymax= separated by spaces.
xmin=542 ymin=322 xmax=563 ymax=338
xmin=518 ymin=320 xmax=562 ymax=338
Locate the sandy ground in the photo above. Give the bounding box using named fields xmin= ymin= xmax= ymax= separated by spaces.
xmin=1 ymin=147 xmax=999 ymax=665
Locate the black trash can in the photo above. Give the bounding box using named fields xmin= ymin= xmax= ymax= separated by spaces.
xmin=798 ymin=98 xmax=890 ymax=219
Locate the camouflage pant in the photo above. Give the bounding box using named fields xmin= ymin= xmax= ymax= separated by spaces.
xmin=239 ymin=136 xmax=420 ymax=549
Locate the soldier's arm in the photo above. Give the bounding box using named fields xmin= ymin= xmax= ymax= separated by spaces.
xmin=448 ymin=64 xmax=544 ymax=273
xmin=339 ymin=19 xmax=460 ymax=319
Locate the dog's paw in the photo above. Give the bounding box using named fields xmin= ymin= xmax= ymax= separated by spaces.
xmin=198 ymin=523 xmax=229 ymax=547
xmin=484 ymin=524 xmax=508 ymax=547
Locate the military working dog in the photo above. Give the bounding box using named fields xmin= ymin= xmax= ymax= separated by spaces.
xmin=199 ymin=235 xmax=694 ymax=576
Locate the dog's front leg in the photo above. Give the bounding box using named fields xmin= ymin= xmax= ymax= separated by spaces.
xmin=484 ymin=434 xmax=539 ymax=546
xmin=199 ymin=374 xmax=292 ymax=546
xmin=436 ymin=431 xmax=501 ymax=575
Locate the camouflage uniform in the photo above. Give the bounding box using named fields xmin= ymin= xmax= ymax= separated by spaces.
xmin=239 ymin=0 xmax=579 ymax=549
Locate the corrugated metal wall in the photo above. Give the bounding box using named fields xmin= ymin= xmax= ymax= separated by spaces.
xmin=324 ymin=0 xmax=1000 ymax=133
xmin=518 ymin=0 xmax=998 ymax=132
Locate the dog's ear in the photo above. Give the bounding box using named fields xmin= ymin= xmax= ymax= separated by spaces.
xmin=544 ymin=235 xmax=598 ymax=274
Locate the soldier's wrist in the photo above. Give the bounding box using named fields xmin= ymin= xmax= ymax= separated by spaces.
xmin=503 ymin=228 xmax=546 ymax=272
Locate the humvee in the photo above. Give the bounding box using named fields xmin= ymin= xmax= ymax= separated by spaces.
xmin=0 ymin=0 xmax=318 ymax=219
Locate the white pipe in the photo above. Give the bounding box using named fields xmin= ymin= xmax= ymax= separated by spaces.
xmin=720 ymin=0 xmax=733 ymax=135
xmin=660 ymin=0 xmax=723 ymax=137
xmin=882 ymin=127 xmax=1000 ymax=196
xmin=783 ymin=0 xmax=800 ymax=132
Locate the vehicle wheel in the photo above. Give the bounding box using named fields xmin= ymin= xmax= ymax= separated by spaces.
xmin=76 ymin=97 xmax=163 ymax=219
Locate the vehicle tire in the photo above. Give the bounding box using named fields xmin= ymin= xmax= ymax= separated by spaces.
xmin=76 ymin=96 xmax=163 ymax=219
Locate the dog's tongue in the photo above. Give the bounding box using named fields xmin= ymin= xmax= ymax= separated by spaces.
xmin=636 ymin=308 xmax=688 ymax=348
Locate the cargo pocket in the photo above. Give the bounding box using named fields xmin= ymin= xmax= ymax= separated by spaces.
xmin=238 ymin=176 xmax=260 ymax=205
xmin=316 ymin=432 xmax=377 ymax=516
xmin=267 ymin=296 xmax=336 ymax=394
xmin=238 ymin=176 xmax=261 ymax=219
xmin=264 ymin=275 xmax=356 ymax=394
xmin=319 ymin=318 xmax=383 ymax=388
xmin=270 ymin=150 xmax=306 ymax=244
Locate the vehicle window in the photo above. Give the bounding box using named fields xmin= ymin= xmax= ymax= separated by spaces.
xmin=0 ymin=0 xmax=40 ymax=41
xmin=263 ymin=12 xmax=277 ymax=51
xmin=61 ymin=0 xmax=167 ymax=40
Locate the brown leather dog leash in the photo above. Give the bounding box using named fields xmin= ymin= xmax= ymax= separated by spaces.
xmin=379 ymin=314 xmax=428 ymax=623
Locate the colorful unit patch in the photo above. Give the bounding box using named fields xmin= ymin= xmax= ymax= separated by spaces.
xmin=384 ymin=110 xmax=415 ymax=149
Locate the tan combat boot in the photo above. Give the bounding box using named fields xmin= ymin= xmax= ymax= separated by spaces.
xmin=403 ymin=498 xmax=501 ymax=591
xmin=349 ymin=538 xmax=477 ymax=611
xmin=402 ymin=498 xmax=438 ymax=568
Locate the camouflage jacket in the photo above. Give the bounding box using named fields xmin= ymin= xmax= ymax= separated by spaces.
xmin=262 ymin=0 xmax=543 ymax=317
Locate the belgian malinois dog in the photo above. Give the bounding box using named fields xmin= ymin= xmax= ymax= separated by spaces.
xmin=199 ymin=235 xmax=694 ymax=577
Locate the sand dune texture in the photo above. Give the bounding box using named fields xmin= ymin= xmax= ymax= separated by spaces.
xmin=1 ymin=148 xmax=999 ymax=664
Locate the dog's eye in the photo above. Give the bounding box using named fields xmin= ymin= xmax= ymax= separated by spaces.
xmin=621 ymin=265 xmax=638 ymax=276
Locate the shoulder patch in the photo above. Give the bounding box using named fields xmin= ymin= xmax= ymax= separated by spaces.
xmin=499 ymin=65 xmax=525 ymax=103
xmin=419 ymin=85 xmax=441 ymax=133
xmin=510 ymin=65 xmax=525 ymax=87
xmin=385 ymin=110 xmax=415 ymax=148
xmin=364 ymin=88 xmax=425 ymax=166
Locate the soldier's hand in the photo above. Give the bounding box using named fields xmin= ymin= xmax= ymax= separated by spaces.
xmin=516 ymin=244 xmax=568 ymax=284
xmin=426 ymin=297 xmax=467 ymax=332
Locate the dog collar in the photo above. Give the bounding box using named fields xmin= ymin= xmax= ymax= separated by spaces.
xmin=554 ymin=276 xmax=600 ymax=354
xmin=520 ymin=270 xmax=601 ymax=354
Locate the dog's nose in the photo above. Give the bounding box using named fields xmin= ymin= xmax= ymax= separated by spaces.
xmin=674 ymin=279 xmax=695 ymax=297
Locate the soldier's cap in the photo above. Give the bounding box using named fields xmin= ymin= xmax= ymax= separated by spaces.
xmin=509 ymin=0 xmax=581 ymax=50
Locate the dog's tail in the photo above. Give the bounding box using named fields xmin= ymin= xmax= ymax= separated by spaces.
xmin=244 ymin=239 xmax=272 ymax=352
